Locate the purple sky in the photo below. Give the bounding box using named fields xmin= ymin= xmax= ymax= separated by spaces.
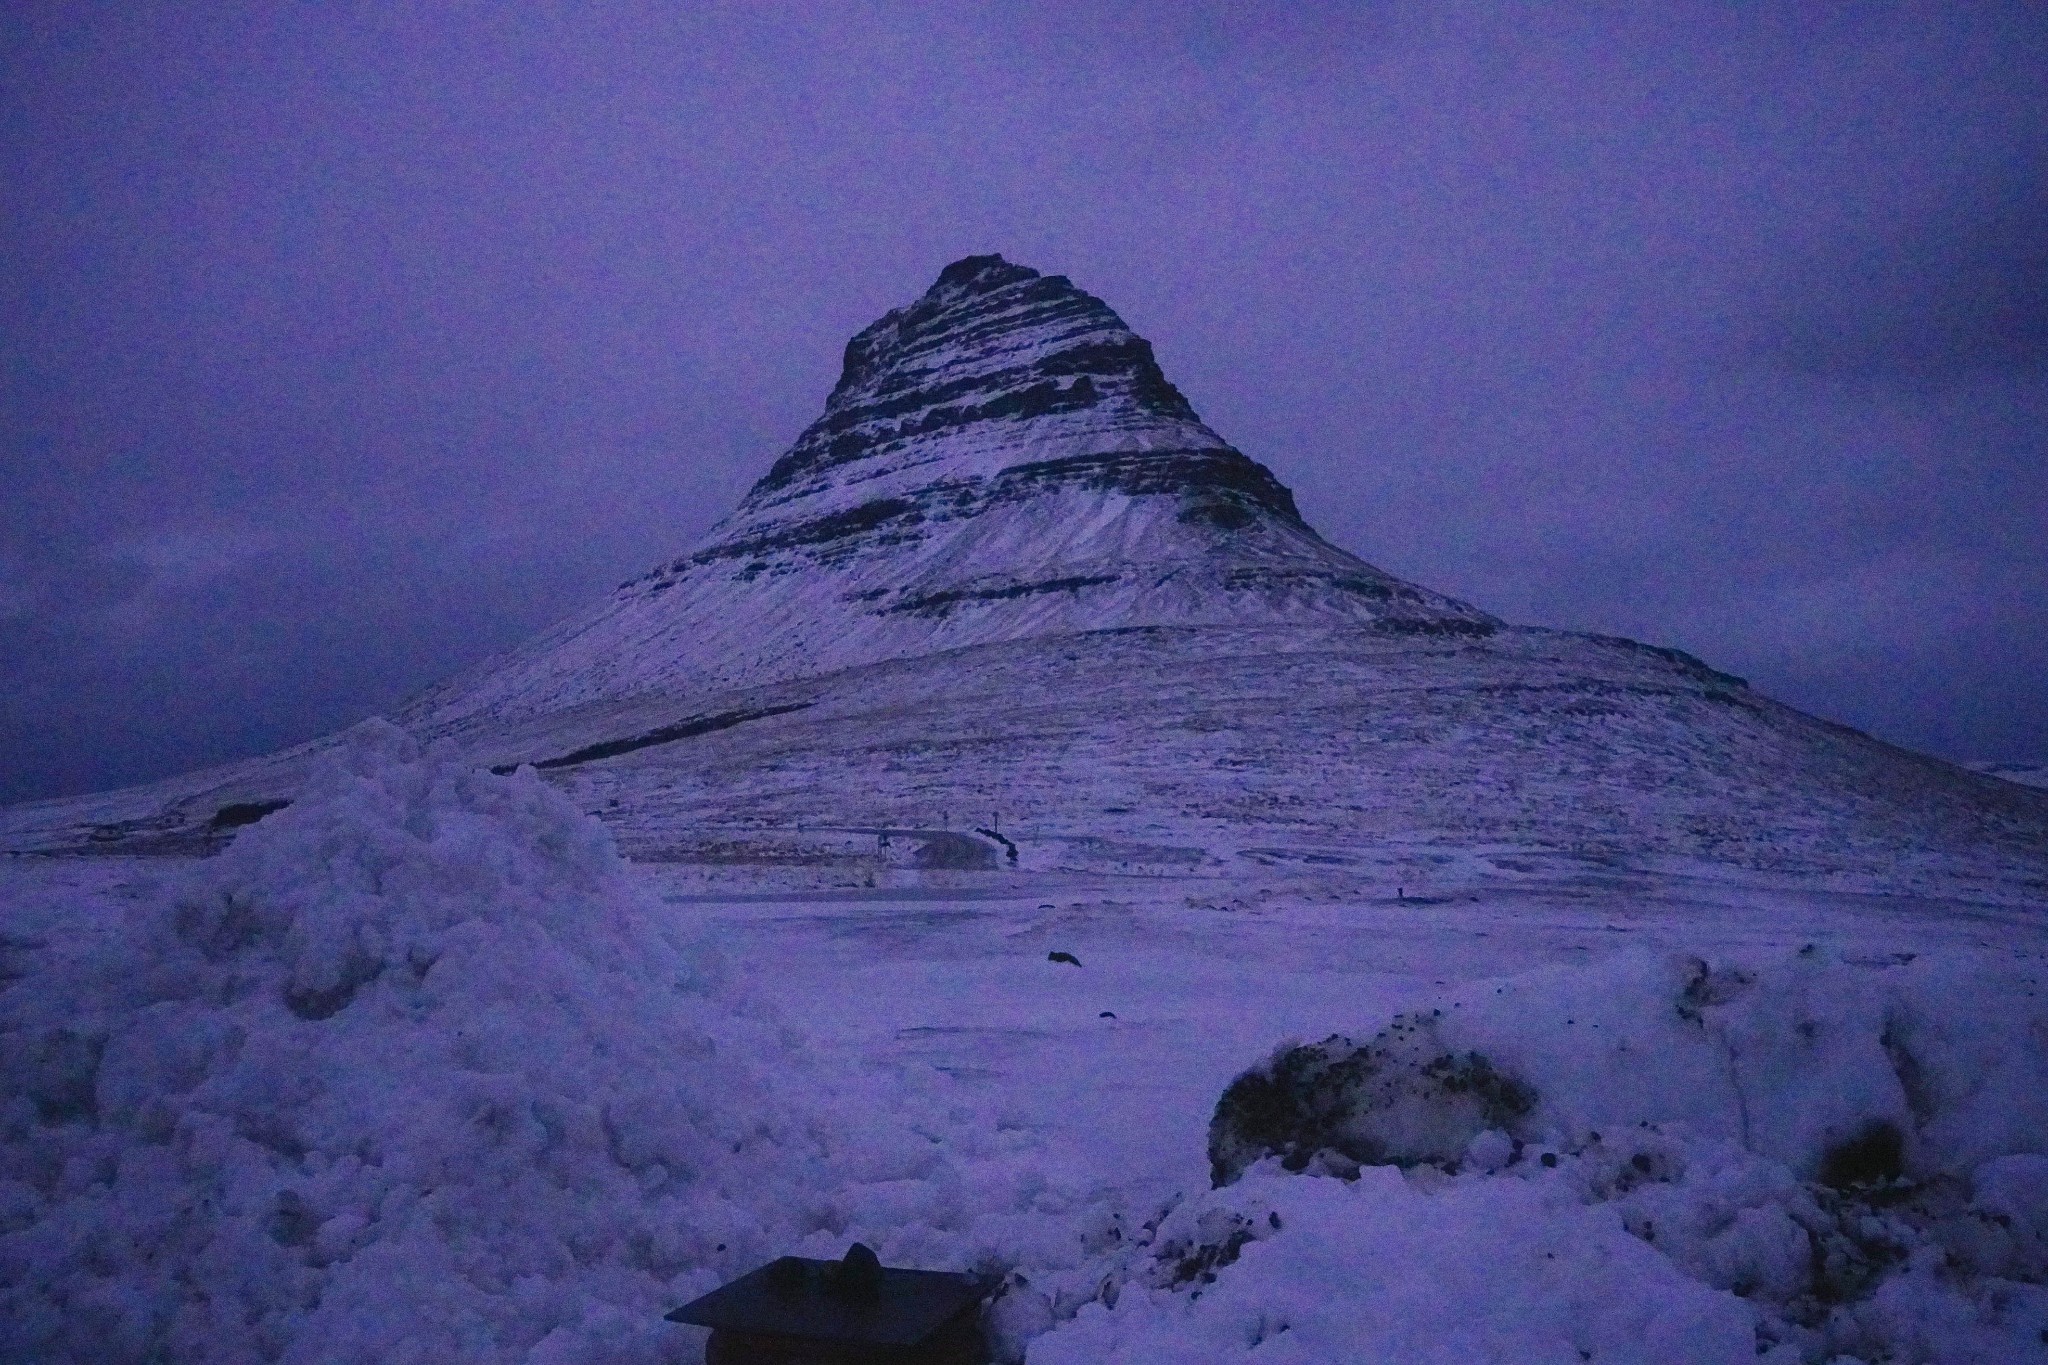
xmin=3 ymin=3 xmax=2044 ymax=804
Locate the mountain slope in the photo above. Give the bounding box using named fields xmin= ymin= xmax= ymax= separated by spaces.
xmin=1969 ymin=762 xmax=2048 ymax=792
xmin=470 ymin=622 xmax=2048 ymax=903
xmin=4 ymin=255 xmax=2044 ymax=904
xmin=399 ymin=255 xmax=1485 ymax=738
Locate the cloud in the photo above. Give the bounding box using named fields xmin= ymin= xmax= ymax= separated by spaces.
xmin=0 ymin=526 xmax=275 ymax=637
xmin=1770 ymin=172 xmax=2048 ymax=383
xmin=0 ymin=581 xmax=34 ymax=623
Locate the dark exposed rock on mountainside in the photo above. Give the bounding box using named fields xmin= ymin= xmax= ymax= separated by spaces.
xmin=5 ymin=255 xmax=2045 ymax=902
xmin=754 ymin=255 xmax=1211 ymax=497
xmin=395 ymin=254 xmax=1486 ymax=736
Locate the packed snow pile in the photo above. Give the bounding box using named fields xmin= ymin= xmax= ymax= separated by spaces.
xmin=0 ymin=723 xmax=1089 ymax=1364
xmin=1031 ymin=1161 xmax=1767 ymax=1365
xmin=1028 ymin=949 xmax=2048 ymax=1363
xmin=1210 ymin=949 xmax=2048 ymax=1188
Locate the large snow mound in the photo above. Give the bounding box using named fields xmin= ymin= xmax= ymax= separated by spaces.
xmin=1212 ymin=948 xmax=2048 ymax=1187
xmin=1042 ymin=948 xmax=2048 ymax=1364
xmin=1032 ymin=1162 xmax=1763 ymax=1365
xmin=0 ymin=723 xmax=1083 ymax=1364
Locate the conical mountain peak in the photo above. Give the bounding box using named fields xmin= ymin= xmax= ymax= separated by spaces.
xmin=405 ymin=258 xmax=1488 ymax=732
xmin=750 ymin=253 xmax=1219 ymax=508
xmin=14 ymin=261 xmax=2046 ymax=918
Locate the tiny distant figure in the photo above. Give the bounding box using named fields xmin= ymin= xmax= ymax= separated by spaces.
xmin=1397 ymin=886 xmax=1404 ymax=900
xmin=1048 ymin=950 xmax=1081 ymax=967
xmin=1099 ymin=1010 xmax=1116 ymax=1018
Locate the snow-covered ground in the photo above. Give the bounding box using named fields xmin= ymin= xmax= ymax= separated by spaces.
xmin=1970 ymin=762 xmax=2048 ymax=792
xmin=5 ymin=731 xmax=2045 ymax=1363
xmin=13 ymin=624 xmax=2048 ymax=917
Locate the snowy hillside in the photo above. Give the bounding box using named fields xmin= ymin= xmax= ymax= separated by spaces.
xmin=6 ymin=624 xmax=2043 ymax=902
xmin=3 ymin=253 xmax=2044 ymax=909
xmin=1970 ymin=762 xmax=2048 ymax=791
xmin=397 ymin=254 xmax=1487 ymax=736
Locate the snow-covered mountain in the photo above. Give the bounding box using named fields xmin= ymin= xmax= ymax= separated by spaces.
xmin=401 ymin=254 xmax=1486 ymax=737
xmin=4 ymin=255 xmax=2045 ymax=902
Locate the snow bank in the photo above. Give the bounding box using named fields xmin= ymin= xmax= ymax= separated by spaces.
xmin=1042 ymin=947 xmax=2048 ymax=1363
xmin=1030 ymin=1137 xmax=2046 ymax=1363
xmin=1213 ymin=948 xmax=2048 ymax=1187
xmin=1033 ymin=1163 xmax=1761 ymax=1365
xmin=0 ymin=723 xmax=1088 ymax=1364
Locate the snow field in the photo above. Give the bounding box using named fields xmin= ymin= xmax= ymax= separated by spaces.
xmin=1031 ymin=1164 xmax=1763 ymax=1365
xmin=3 ymin=730 xmax=2045 ymax=1363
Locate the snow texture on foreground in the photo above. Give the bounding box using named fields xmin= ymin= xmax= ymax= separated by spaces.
xmin=0 ymin=724 xmax=1092 ymax=1364
xmin=1062 ymin=951 xmax=2048 ymax=1364
xmin=4 ymin=728 xmax=2045 ymax=1363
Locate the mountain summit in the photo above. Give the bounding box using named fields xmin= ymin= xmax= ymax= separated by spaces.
xmin=404 ymin=255 xmax=1484 ymax=735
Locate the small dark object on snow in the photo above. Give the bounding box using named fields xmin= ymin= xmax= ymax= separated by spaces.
xmin=1819 ymin=1120 xmax=1905 ymax=1190
xmin=1099 ymin=1011 xmax=1116 ymax=1018
xmin=668 ymin=1243 xmax=991 ymax=1364
xmin=209 ymin=799 xmax=289 ymax=831
xmin=1048 ymin=951 xmax=1081 ymax=967
xmin=975 ymin=825 xmax=1020 ymax=864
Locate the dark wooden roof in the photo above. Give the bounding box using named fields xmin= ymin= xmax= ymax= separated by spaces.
xmin=667 ymin=1254 xmax=991 ymax=1348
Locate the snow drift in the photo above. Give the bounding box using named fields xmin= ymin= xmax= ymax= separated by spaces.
xmin=0 ymin=723 xmax=1085 ymax=1364
xmin=1210 ymin=948 xmax=2048 ymax=1189
xmin=1036 ymin=948 xmax=2048 ymax=1363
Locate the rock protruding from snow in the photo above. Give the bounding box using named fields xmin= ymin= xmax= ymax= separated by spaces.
xmin=1210 ymin=949 xmax=2048 ymax=1189
xmin=1043 ymin=948 xmax=2048 ymax=1365
xmin=405 ymin=255 xmax=1486 ymax=734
